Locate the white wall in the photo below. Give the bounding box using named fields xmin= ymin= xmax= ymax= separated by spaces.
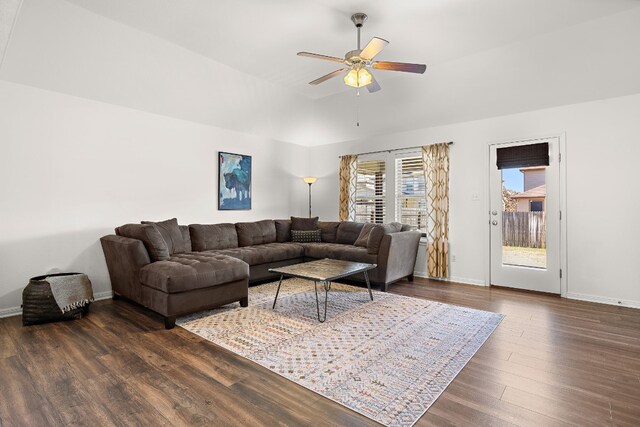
xmin=0 ymin=0 xmax=315 ymax=146
xmin=0 ymin=80 xmax=309 ymax=314
xmin=309 ymin=93 xmax=640 ymax=307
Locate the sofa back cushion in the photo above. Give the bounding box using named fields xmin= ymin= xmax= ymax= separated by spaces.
xmin=116 ymin=223 xmax=170 ymax=261
xmin=236 ymin=220 xmax=277 ymax=247
xmin=318 ymin=221 xmax=340 ymax=243
xmin=141 ymin=218 xmax=191 ymax=255
xmin=179 ymin=225 xmax=192 ymax=252
xmin=189 ymin=223 xmax=238 ymax=251
xmin=336 ymin=221 xmax=365 ymax=245
xmin=274 ymin=219 xmax=291 ymax=243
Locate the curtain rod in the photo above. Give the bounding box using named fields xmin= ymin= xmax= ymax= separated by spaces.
xmin=338 ymin=141 xmax=453 ymax=158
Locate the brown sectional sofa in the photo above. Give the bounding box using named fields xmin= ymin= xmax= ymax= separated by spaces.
xmin=100 ymin=218 xmax=421 ymax=329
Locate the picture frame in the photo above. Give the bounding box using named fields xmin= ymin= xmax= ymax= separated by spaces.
xmin=218 ymin=151 xmax=252 ymax=210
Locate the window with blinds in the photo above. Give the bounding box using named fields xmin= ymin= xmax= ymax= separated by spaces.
xmin=395 ymin=156 xmax=426 ymax=232
xmin=355 ymin=159 xmax=386 ymax=224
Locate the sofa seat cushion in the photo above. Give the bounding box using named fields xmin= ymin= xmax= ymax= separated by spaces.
xmin=140 ymin=253 xmax=248 ymax=294
xmin=212 ymin=242 xmax=304 ymax=266
xmin=300 ymin=243 xmax=377 ymax=264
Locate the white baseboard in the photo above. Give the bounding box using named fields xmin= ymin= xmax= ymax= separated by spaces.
xmin=94 ymin=290 xmax=114 ymax=300
xmin=413 ymin=271 xmax=487 ymax=287
xmin=566 ymin=292 xmax=640 ymax=309
xmin=0 ymin=290 xmax=114 ymax=319
xmin=0 ymin=306 xmax=22 ymax=319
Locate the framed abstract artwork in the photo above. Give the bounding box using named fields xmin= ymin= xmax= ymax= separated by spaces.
xmin=218 ymin=152 xmax=252 ymax=210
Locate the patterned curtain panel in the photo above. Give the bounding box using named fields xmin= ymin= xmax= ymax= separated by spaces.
xmin=339 ymin=155 xmax=357 ymax=221
xmin=422 ymin=143 xmax=450 ymax=278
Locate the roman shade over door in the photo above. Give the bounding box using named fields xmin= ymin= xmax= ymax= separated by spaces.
xmin=339 ymin=154 xmax=357 ymax=221
xmin=422 ymin=143 xmax=450 ymax=278
xmin=496 ymin=143 xmax=549 ymax=169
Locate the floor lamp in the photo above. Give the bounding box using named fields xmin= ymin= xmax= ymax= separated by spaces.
xmin=303 ymin=177 xmax=317 ymax=217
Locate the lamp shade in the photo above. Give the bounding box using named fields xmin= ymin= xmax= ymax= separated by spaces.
xmin=303 ymin=177 xmax=317 ymax=184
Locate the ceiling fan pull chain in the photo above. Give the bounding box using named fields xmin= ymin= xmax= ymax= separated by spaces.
xmin=356 ymin=89 xmax=360 ymax=127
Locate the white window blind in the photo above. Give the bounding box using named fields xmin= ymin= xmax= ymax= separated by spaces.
xmin=395 ymin=156 xmax=426 ymax=231
xmin=355 ymin=159 xmax=386 ymax=224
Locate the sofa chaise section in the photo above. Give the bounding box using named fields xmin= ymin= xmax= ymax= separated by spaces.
xmin=100 ymin=222 xmax=249 ymax=329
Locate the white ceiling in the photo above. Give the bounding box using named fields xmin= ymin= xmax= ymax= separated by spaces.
xmin=65 ymin=0 xmax=640 ymax=100
xmin=2 ymin=0 xmax=640 ymax=146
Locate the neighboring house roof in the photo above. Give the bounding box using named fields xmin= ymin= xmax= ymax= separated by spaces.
xmin=519 ymin=166 xmax=546 ymax=172
xmin=512 ymin=184 xmax=546 ymax=199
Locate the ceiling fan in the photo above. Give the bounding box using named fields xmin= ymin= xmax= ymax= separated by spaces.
xmin=297 ymin=13 xmax=426 ymax=93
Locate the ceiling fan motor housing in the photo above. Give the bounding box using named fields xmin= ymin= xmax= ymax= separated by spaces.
xmin=345 ymin=49 xmax=370 ymax=68
xmin=351 ymin=13 xmax=367 ymax=28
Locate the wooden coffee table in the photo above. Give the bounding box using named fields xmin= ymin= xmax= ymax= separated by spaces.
xmin=269 ymin=258 xmax=376 ymax=322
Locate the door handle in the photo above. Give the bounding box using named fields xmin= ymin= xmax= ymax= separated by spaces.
xmin=491 ymin=220 xmax=498 ymax=226
xmin=492 ymin=210 xmax=498 ymax=216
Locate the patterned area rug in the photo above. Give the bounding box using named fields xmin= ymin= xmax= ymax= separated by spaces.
xmin=178 ymin=279 xmax=503 ymax=426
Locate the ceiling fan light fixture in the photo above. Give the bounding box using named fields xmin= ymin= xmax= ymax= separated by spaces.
xmin=298 ymin=12 xmax=426 ymax=94
xmin=344 ymin=68 xmax=372 ymax=88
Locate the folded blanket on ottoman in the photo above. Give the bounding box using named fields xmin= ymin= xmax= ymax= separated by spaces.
xmin=45 ymin=273 xmax=94 ymax=313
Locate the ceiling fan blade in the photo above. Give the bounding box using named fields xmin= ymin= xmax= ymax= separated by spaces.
xmin=297 ymin=52 xmax=344 ymax=64
xmin=373 ymin=61 xmax=426 ymax=74
xmin=366 ymin=74 xmax=381 ymax=93
xmin=360 ymin=37 xmax=389 ymax=60
xmin=309 ymin=68 xmax=346 ymax=85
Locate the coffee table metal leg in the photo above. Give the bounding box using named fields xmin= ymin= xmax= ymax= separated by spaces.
xmin=272 ymin=274 xmax=284 ymax=309
xmin=314 ymin=280 xmax=329 ymax=323
xmin=364 ymin=270 xmax=374 ymax=301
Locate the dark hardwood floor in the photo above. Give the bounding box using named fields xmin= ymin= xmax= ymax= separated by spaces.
xmin=1 ymin=278 xmax=639 ymax=426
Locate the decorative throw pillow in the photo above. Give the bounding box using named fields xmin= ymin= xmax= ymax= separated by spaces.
xmin=366 ymin=225 xmax=386 ymax=254
xmin=141 ymin=218 xmax=190 ymax=255
xmin=290 ymin=216 xmax=319 ymax=231
xmin=354 ymin=223 xmax=377 ymax=247
xmin=389 ymin=222 xmax=403 ymax=233
xmin=362 ymin=222 xmax=405 ymax=254
xmin=291 ymin=229 xmax=322 ymax=243
xmin=116 ymin=223 xmax=170 ymax=261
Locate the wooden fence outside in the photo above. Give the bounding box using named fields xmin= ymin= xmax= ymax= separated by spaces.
xmin=502 ymin=212 xmax=546 ymax=248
